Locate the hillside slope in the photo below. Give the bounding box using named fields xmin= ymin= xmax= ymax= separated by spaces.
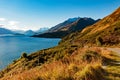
xmin=61 ymin=7 xmax=120 ymax=47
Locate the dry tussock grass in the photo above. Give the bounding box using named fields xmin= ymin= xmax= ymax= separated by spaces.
xmin=1 ymin=47 xmax=112 ymax=80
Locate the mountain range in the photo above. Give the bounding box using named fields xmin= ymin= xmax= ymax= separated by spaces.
xmin=32 ymin=17 xmax=100 ymax=38
xmin=0 ymin=17 xmax=98 ymax=37
xmin=0 ymin=27 xmax=49 ymax=36
xmin=46 ymin=17 xmax=80 ymax=33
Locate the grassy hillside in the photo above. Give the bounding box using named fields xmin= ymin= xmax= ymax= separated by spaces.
xmin=61 ymin=7 xmax=120 ymax=47
xmin=0 ymin=7 xmax=120 ymax=80
xmin=1 ymin=47 xmax=120 ymax=80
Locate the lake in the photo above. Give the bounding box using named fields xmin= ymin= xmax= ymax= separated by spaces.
xmin=0 ymin=35 xmax=60 ymax=69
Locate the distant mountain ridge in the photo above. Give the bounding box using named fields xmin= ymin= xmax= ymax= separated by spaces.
xmin=33 ymin=17 xmax=100 ymax=38
xmin=0 ymin=27 xmax=13 ymax=34
xmin=24 ymin=30 xmax=36 ymax=36
xmin=35 ymin=27 xmax=49 ymax=35
xmin=46 ymin=17 xmax=80 ymax=33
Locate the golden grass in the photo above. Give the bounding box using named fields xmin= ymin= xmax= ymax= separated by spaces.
xmin=105 ymin=50 xmax=120 ymax=80
xmin=1 ymin=47 xmax=112 ymax=80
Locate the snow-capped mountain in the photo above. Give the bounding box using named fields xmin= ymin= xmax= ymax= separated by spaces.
xmin=24 ymin=30 xmax=36 ymax=36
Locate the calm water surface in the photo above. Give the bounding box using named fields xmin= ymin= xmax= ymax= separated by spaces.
xmin=0 ymin=36 xmax=60 ymax=69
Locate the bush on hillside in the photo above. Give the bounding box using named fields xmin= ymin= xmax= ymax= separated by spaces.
xmin=75 ymin=64 xmax=105 ymax=80
xmin=21 ymin=52 xmax=28 ymax=58
xmin=81 ymin=50 xmax=101 ymax=62
xmin=96 ymin=36 xmax=103 ymax=46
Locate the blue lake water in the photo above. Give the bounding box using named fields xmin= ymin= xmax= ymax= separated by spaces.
xmin=0 ymin=36 xmax=60 ymax=69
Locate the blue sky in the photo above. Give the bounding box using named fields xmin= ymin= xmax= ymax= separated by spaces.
xmin=0 ymin=0 xmax=119 ymax=31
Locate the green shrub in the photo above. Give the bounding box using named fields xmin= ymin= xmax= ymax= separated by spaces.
xmin=34 ymin=77 xmax=43 ymax=80
xmin=96 ymin=36 xmax=103 ymax=46
xmin=21 ymin=52 xmax=28 ymax=58
xmin=13 ymin=59 xmax=17 ymax=64
xmin=81 ymin=50 xmax=101 ymax=62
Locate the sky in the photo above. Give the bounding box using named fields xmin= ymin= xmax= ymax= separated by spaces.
xmin=0 ymin=0 xmax=119 ymax=31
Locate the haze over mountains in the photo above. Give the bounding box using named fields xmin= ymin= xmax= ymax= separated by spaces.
xmin=0 ymin=26 xmax=49 ymax=36
xmin=33 ymin=17 xmax=100 ymax=38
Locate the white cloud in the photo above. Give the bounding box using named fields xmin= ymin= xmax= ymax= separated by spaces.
xmin=8 ymin=21 xmax=19 ymax=26
xmin=0 ymin=19 xmax=21 ymax=30
xmin=0 ymin=18 xmax=6 ymax=21
xmin=0 ymin=18 xmax=40 ymax=31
